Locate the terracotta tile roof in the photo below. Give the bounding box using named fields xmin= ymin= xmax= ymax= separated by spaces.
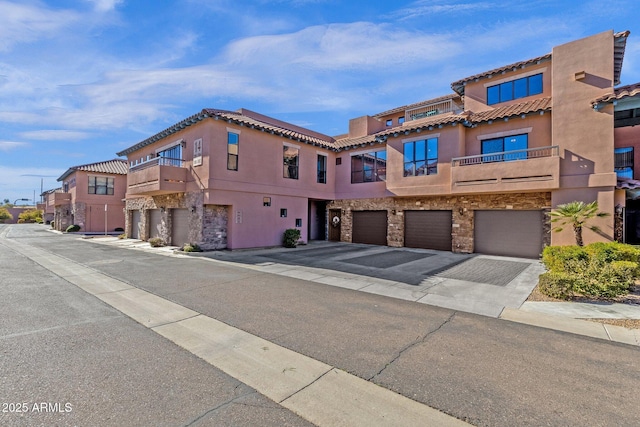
xmin=591 ymin=82 xmax=640 ymax=106
xmin=613 ymin=31 xmax=630 ymax=86
xmin=451 ymin=54 xmax=552 ymax=96
xmin=617 ymin=177 xmax=640 ymax=190
xmin=117 ymin=108 xmax=336 ymax=156
xmin=335 ymin=112 xmax=468 ymax=149
xmin=468 ymin=97 xmax=552 ymax=124
xmin=57 ymin=159 xmax=128 ymax=181
xmin=373 ymin=94 xmax=463 ymax=118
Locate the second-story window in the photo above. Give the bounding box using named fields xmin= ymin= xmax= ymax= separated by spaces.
xmin=284 ymin=145 xmax=299 ymax=179
xmin=487 ymin=73 xmax=543 ymax=105
xmin=351 ymin=150 xmax=386 ymax=183
xmin=404 ymin=138 xmax=438 ymax=177
xmin=88 ymin=176 xmax=114 ymax=195
xmin=227 ymin=132 xmax=239 ymax=170
xmin=157 ymin=144 xmax=182 ymax=166
xmin=317 ymin=154 xmax=327 ymax=184
xmin=481 ymin=134 xmax=528 ymax=162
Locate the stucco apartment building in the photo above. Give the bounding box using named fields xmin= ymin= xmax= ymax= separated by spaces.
xmin=51 ymin=159 xmax=128 ymax=233
xmin=116 ymin=29 xmax=640 ymax=258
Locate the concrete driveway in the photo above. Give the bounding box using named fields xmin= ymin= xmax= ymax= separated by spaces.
xmin=195 ymin=241 xmax=545 ymax=318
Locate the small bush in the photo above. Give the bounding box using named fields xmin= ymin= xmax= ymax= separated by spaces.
xmin=283 ymin=228 xmax=301 ymax=248
xmin=18 ymin=209 xmax=43 ymax=224
xmin=538 ymin=272 xmax=576 ymax=300
xmin=539 ymin=242 xmax=639 ymax=299
xmin=148 ymin=237 xmax=165 ymax=247
xmin=0 ymin=207 xmax=12 ymax=223
xmin=118 ymin=233 xmax=127 ymax=239
xmin=182 ymin=243 xmax=201 ymax=252
xmin=66 ymin=224 xmax=81 ymax=232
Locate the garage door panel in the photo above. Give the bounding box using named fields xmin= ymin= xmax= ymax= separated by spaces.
xmin=474 ymin=210 xmax=543 ymax=258
xmin=352 ymin=211 xmax=387 ymax=245
xmin=404 ymin=210 xmax=452 ymax=251
xmin=172 ymin=208 xmax=190 ymax=247
xmin=131 ymin=210 xmax=141 ymax=239
xmin=149 ymin=209 xmax=162 ymax=239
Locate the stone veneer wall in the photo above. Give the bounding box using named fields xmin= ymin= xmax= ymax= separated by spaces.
xmin=328 ymin=192 xmax=552 ymax=253
xmin=124 ymin=191 xmax=227 ymax=249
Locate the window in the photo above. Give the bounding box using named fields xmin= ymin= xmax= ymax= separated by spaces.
xmin=404 ymin=138 xmax=438 ymax=177
xmin=385 ymin=119 xmax=392 ymax=126
xmin=336 ymin=157 xmax=342 ymax=165
xmin=487 ymin=73 xmax=543 ymax=105
xmin=280 ymin=208 xmax=287 ymax=218
xmin=481 ymin=134 xmax=528 ymax=161
xmin=263 ymin=197 xmax=271 ymax=207
xmin=88 ymin=176 xmax=114 ymax=195
xmin=398 ymin=116 xmax=405 ymax=124
xmin=615 ymin=147 xmax=634 ymax=179
xmin=284 ymin=146 xmax=299 ymax=179
xmin=317 ymin=154 xmax=327 ymax=184
xmin=157 ymin=144 xmax=182 ymax=166
xmin=351 ymin=150 xmax=386 ymax=183
xmin=227 ymin=132 xmax=239 ymax=170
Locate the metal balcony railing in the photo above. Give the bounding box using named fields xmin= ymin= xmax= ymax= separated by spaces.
xmin=129 ymin=156 xmax=184 ymax=171
xmin=451 ymin=146 xmax=559 ymax=167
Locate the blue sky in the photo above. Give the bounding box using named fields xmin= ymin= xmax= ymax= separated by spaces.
xmin=1 ymin=0 xmax=640 ymax=204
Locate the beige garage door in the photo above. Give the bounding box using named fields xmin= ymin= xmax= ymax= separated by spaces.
xmin=171 ymin=208 xmax=190 ymax=247
xmin=404 ymin=210 xmax=452 ymax=251
xmin=131 ymin=210 xmax=141 ymax=239
xmin=149 ymin=209 xmax=162 ymax=239
xmin=474 ymin=210 xmax=543 ymax=258
xmin=352 ymin=211 xmax=387 ymax=245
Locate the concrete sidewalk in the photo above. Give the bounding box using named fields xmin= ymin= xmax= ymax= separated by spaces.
xmin=87 ymin=236 xmax=640 ymax=346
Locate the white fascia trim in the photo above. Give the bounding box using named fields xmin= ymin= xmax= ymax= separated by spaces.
xmin=155 ymin=138 xmax=184 ymax=154
xmin=227 ymin=127 xmax=241 ymax=134
xmin=283 ymin=141 xmax=300 ymax=149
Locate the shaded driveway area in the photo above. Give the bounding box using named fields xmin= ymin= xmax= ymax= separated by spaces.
xmin=197 ymin=241 xmax=544 ymax=318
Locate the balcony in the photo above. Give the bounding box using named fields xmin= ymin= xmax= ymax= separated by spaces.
xmin=451 ymin=146 xmax=560 ymax=193
xmin=405 ymin=99 xmax=461 ymax=122
xmin=52 ymin=192 xmax=71 ymax=206
xmin=126 ymin=157 xmax=188 ymax=196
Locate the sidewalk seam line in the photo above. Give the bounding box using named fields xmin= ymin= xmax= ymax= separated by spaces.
xmin=277 ymin=367 xmax=334 ymax=404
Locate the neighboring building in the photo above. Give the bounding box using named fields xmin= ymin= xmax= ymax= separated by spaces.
xmin=39 ymin=188 xmax=61 ymax=224
xmin=116 ymin=109 xmax=337 ymax=249
xmin=117 ymin=30 xmax=636 ymax=258
xmin=53 ymin=159 xmax=128 ymax=233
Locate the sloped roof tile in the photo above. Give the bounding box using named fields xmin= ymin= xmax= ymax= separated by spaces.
xmin=591 ymin=82 xmax=640 ymax=106
xmin=57 ymin=159 xmax=128 ymax=181
xmin=469 ymin=97 xmax=552 ymax=124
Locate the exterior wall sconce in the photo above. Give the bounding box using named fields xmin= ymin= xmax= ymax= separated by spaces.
xmin=458 ymin=207 xmax=464 ymax=215
xmin=189 ymin=206 xmax=196 ymax=213
xmin=160 ymin=207 xmax=165 ymax=213
xmin=391 ymin=209 xmax=396 ymax=215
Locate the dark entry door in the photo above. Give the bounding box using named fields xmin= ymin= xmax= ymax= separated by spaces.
xmin=329 ymin=209 xmax=341 ymax=241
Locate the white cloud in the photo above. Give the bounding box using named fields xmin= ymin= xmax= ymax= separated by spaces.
xmin=0 ymin=1 xmax=79 ymax=52
xmin=392 ymin=0 xmax=493 ymax=20
xmin=84 ymin=0 xmax=124 ymax=12
xmin=0 ymin=141 xmax=28 ymax=151
xmin=19 ymin=130 xmax=92 ymax=141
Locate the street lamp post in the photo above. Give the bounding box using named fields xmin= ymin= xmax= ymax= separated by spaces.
xmin=14 ymin=198 xmax=30 ymax=206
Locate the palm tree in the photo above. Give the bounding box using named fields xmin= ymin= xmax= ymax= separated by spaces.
xmin=550 ymin=201 xmax=609 ymax=246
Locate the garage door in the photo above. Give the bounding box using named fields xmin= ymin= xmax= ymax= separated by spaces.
xmin=404 ymin=210 xmax=452 ymax=251
xmin=352 ymin=211 xmax=387 ymax=245
xmin=171 ymin=208 xmax=190 ymax=247
xmin=131 ymin=210 xmax=141 ymax=239
xmin=474 ymin=210 xmax=543 ymax=258
xmin=149 ymin=209 xmax=162 ymax=239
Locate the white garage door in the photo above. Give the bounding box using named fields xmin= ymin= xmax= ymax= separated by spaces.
xmin=131 ymin=210 xmax=141 ymax=239
xmin=474 ymin=210 xmax=543 ymax=259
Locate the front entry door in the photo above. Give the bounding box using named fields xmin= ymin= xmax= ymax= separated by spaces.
xmin=329 ymin=209 xmax=341 ymax=241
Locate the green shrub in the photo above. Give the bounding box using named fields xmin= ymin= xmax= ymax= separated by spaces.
xmin=118 ymin=233 xmax=127 ymax=239
xmin=148 ymin=237 xmax=165 ymax=247
xmin=0 ymin=207 xmax=12 ymax=223
xmin=65 ymin=224 xmax=81 ymax=232
xmin=18 ymin=209 xmax=43 ymax=224
xmin=182 ymin=243 xmax=201 ymax=252
xmin=283 ymin=228 xmax=301 ymax=248
xmin=539 ymin=242 xmax=639 ymax=299
xmin=538 ymin=271 xmax=576 ymax=300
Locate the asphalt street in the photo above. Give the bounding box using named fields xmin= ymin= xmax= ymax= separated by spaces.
xmin=2 ymin=224 xmax=640 ymax=426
